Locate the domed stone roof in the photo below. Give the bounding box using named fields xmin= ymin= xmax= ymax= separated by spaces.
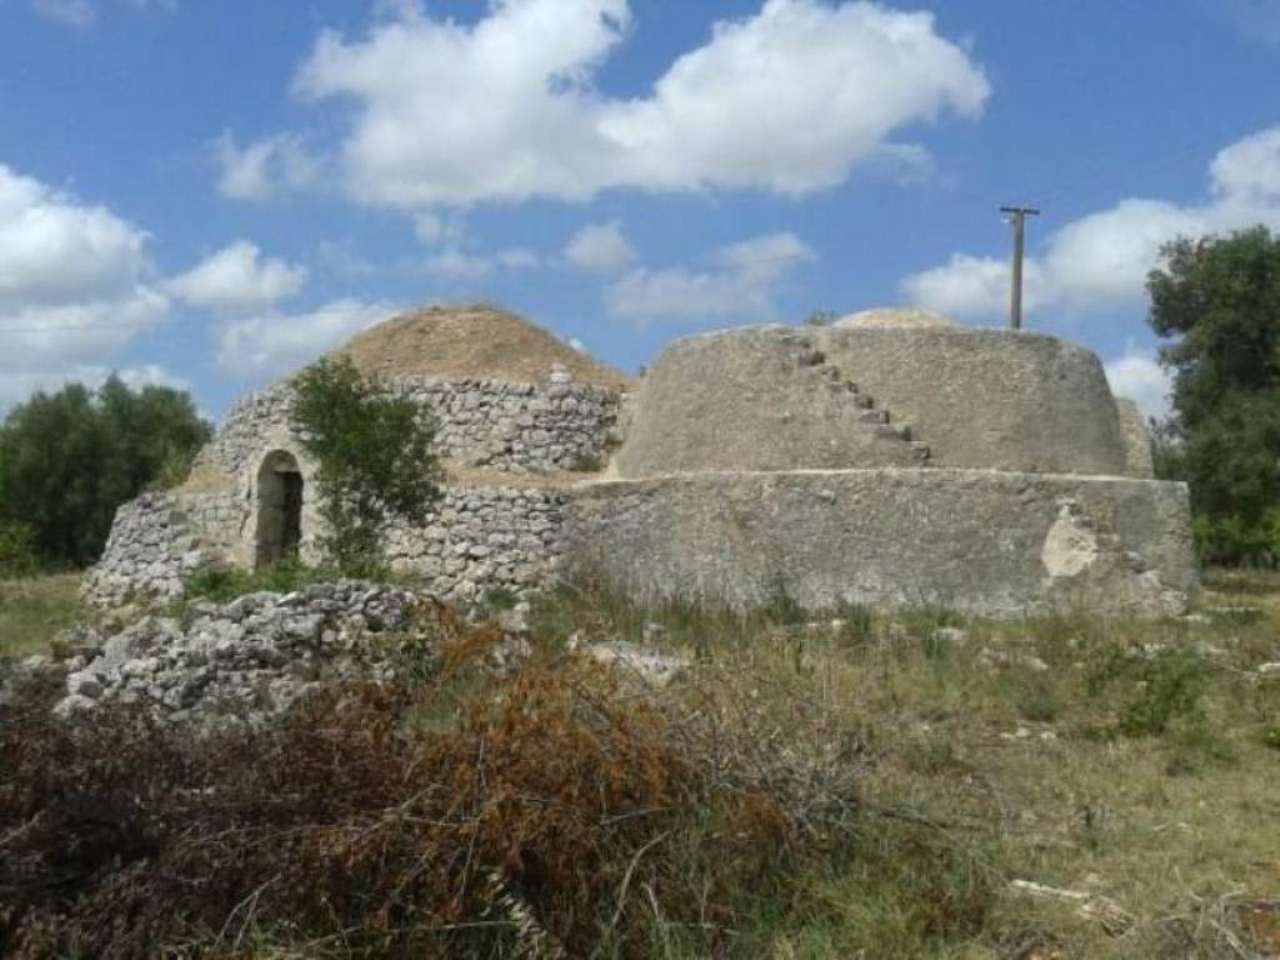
xmin=330 ymin=304 xmax=633 ymax=390
xmin=834 ymin=308 xmax=958 ymax=330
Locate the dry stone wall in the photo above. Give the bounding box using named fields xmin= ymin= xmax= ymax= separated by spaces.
xmin=383 ymin=486 xmax=571 ymax=602
xmin=83 ymin=491 xmax=240 ymax=608
xmin=85 ymin=486 xmax=571 ymax=609
xmin=195 ymin=375 xmax=622 ymax=480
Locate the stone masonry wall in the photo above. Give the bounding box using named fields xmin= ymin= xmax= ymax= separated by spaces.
xmin=83 ymin=491 xmax=241 ymax=608
xmin=195 ymin=375 xmax=623 ymax=480
xmin=85 ymin=485 xmax=571 ymax=609
xmin=384 ymin=485 xmax=570 ymax=602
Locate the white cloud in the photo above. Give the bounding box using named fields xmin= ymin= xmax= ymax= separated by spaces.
xmin=0 ymin=362 xmax=188 ymax=412
xmin=168 ymin=240 xmax=307 ymax=312
xmin=213 ymin=131 xmax=320 ymax=202
xmin=412 ymin=211 xmax=467 ymax=246
xmin=1105 ymin=348 xmax=1173 ymax=420
xmin=0 ymin=165 xmax=151 ymax=304
xmin=31 ymin=0 xmax=95 ymax=28
xmin=497 ymin=248 xmax=540 ymax=269
xmin=606 ymin=231 xmax=814 ymax=322
xmin=424 ymin=248 xmax=493 ymax=280
xmin=286 ymin=0 xmax=988 ymax=208
xmin=901 ymin=125 xmax=1280 ymax=320
xmin=216 ymin=298 xmax=398 ymax=379
xmin=0 ymin=163 xmax=169 ymax=401
xmin=565 ymin=221 xmax=634 ymax=273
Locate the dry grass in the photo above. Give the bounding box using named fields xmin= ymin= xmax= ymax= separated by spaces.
xmin=0 ymin=573 xmax=82 ymax=658
xmin=4 ymin=570 xmax=1279 ymax=957
xmin=533 ymin=573 xmax=1280 ymax=957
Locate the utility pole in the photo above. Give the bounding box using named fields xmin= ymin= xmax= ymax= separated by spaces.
xmin=1000 ymin=206 xmax=1039 ymax=330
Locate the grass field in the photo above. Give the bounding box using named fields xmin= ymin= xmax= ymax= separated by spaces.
xmin=2 ymin=570 xmax=1279 ymax=957
xmin=0 ymin=572 xmax=82 ymax=658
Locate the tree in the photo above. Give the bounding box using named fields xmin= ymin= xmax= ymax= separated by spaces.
xmin=290 ymin=357 xmax=444 ymax=577
xmin=0 ymin=377 xmax=212 ymax=568
xmin=1146 ymin=225 xmax=1280 ymax=563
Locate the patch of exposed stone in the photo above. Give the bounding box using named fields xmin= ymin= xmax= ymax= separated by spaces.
xmin=53 ymin=582 xmax=430 ymax=727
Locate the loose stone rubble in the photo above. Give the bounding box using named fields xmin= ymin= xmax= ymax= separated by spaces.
xmin=53 ymin=583 xmax=432 ymax=727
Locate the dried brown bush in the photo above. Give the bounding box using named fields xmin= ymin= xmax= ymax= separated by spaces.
xmin=0 ymin=627 xmax=859 ymax=959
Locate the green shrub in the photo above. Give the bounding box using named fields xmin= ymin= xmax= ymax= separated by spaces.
xmin=291 ymin=357 xmax=443 ymax=578
xmin=183 ymin=557 xmax=333 ymax=603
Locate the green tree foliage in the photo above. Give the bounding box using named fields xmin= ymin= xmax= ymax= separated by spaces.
xmin=0 ymin=377 xmax=211 ymax=569
xmin=1147 ymin=226 xmax=1280 ymax=564
xmin=290 ymin=357 xmax=444 ymax=577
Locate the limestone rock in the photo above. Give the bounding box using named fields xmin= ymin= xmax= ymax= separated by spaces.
xmin=581 ymin=641 xmax=690 ymax=689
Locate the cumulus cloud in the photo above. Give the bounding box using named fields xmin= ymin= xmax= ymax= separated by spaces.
xmin=278 ymin=0 xmax=987 ymax=209
xmin=606 ymin=231 xmax=814 ymax=322
xmin=0 ymin=164 xmax=170 ymax=407
xmin=565 ymin=221 xmax=634 ymax=273
xmin=215 ymin=299 xmax=398 ymax=379
xmin=1105 ymin=347 xmax=1173 ymax=421
xmin=168 ymin=240 xmax=307 ymax=312
xmin=901 ymin=125 xmax=1280 ymax=320
xmin=213 ymin=131 xmax=321 ymax=202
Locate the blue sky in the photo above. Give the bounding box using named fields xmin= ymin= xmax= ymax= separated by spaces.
xmin=2 ymin=0 xmax=1279 ymax=420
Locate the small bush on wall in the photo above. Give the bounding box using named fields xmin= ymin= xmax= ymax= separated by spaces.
xmin=291 ymin=357 xmax=444 ymax=577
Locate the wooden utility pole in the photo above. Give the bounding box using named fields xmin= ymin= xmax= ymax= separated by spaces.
xmin=1000 ymin=206 xmax=1039 ymax=330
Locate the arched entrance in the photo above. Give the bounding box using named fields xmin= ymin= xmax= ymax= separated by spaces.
xmin=255 ymin=450 xmax=303 ymax=568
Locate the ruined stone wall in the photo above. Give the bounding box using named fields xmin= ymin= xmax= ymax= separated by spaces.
xmin=194 ymin=375 xmax=623 ymax=481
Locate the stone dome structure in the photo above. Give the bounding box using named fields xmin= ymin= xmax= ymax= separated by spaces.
xmin=568 ymin=318 xmax=1195 ymax=617
xmin=87 ymin=306 xmax=1195 ymax=619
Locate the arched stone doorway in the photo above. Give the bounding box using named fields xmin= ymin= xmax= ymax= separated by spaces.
xmin=255 ymin=450 xmax=303 ymax=568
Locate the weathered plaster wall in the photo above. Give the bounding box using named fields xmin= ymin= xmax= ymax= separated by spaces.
xmin=1114 ymin=398 xmax=1156 ymax=479
xmin=817 ymin=326 xmax=1133 ymax=476
xmin=565 ymin=469 xmax=1196 ymax=617
xmin=615 ymin=327 xmax=929 ymax=477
